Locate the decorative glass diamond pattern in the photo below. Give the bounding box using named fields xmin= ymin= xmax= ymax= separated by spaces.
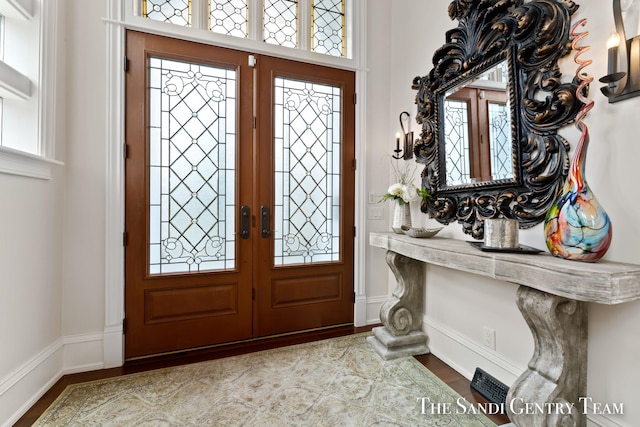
xmin=273 ymin=77 xmax=341 ymax=266
xmin=209 ymin=0 xmax=247 ymax=37
xmin=148 ymin=56 xmax=236 ymax=274
xmin=488 ymin=102 xmax=513 ymax=180
xmin=312 ymin=0 xmax=344 ymax=57
xmin=144 ymin=0 xmax=191 ymax=26
xmin=444 ymin=100 xmax=471 ymax=185
xmin=264 ymin=0 xmax=298 ymax=48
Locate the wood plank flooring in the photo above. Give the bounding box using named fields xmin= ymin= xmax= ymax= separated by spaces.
xmin=13 ymin=325 xmax=510 ymax=426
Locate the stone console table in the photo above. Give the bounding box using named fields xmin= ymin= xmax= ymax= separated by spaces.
xmin=369 ymin=232 xmax=640 ymax=427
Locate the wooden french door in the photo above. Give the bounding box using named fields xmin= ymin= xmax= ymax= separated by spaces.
xmin=253 ymin=55 xmax=355 ymax=337
xmin=124 ymin=31 xmax=355 ymax=359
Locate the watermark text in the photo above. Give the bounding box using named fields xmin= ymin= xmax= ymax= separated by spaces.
xmin=417 ymin=397 xmax=624 ymax=416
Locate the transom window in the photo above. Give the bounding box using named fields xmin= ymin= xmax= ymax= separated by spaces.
xmin=144 ymin=0 xmax=191 ymax=26
xmin=140 ymin=0 xmax=346 ymax=58
xmin=210 ymin=0 xmax=247 ymax=37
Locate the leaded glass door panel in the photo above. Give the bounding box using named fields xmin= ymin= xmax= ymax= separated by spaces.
xmin=125 ymin=31 xmax=254 ymax=358
xmin=255 ymin=56 xmax=355 ymax=337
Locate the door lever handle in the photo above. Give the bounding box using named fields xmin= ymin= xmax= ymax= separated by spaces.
xmin=240 ymin=205 xmax=250 ymax=239
xmin=260 ymin=206 xmax=271 ymax=238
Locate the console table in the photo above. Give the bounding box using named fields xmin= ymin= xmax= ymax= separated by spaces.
xmin=369 ymin=232 xmax=640 ymax=427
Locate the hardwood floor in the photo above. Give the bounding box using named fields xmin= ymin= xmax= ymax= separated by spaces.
xmin=13 ymin=325 xmax=510 ymax=426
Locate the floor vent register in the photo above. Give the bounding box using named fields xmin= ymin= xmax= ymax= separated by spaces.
xmin=470 ymin=367 xmax=509 ymax=405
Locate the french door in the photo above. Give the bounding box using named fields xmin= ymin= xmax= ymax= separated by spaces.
xmin=124 ymin=31 xmax=355 ymax=358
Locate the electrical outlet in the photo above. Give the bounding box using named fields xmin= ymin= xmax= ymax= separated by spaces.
xmin=482 ymin=326 xmax=496 ymax=350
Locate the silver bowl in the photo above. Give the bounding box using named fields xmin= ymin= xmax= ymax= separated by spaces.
xmin=401 ymin=226 xmax=443 ymax=238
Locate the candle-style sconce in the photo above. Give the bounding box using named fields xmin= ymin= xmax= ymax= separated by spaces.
xmin=392 ymin=111 xmax=414 ymax=160
xmin=599 ymin=0 xmax=640 ymax=102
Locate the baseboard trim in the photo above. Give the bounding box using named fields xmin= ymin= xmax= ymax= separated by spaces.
xmin=0 ymin=338 xmax=64 ymax=427
xmin=0 ymin=370 xmax=64 ymax=427
xmin=586 ymin=412 xmax=626 ymax=427
xmin=1 ymin=331 xmax=109 ymax=426
xmin=423 ymin=315 xmax=524 ymax=383
xmin=354 ymin=295 xmax=368 ymax=327
xmin=62 ymin=332 xmax=106 ymax=375
xmin=366 ymin=295 xmax=386 ymax=325
xmin=0 ymin=337 xmax=63 ymax=398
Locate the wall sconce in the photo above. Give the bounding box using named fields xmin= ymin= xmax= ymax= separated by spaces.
xmin=599 ymin=0 xmax=640 ymax=102
xmin=392 ymin=111 xmax=414 ymax=160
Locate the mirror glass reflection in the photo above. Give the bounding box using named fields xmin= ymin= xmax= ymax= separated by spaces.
xmin=442 ymin=61 xmax=513 ymax=187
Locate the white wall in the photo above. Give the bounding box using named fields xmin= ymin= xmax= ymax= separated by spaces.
xmin=61 ymin=0 xmax=108 ymax=345
xmin=383 ymin=1 xmax=640 ymax=426
xmin=0 ymin=171 xmax=65 ymax=425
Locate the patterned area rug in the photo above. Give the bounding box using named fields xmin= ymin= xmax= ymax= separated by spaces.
xmin=34 ymin=334 xmax=496 ymax=426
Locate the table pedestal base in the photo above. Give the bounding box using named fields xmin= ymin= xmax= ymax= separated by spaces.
xmin=367 ymin=326 xmax=429 ymax=360
xmin=367 ymin=250 xmax=429 ymax=359
xmin=506 ymin=286 xmax=587 ymax=427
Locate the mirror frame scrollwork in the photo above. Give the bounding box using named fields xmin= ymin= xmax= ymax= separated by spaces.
xmin=412 ymin=0 xmax=584 ymax=239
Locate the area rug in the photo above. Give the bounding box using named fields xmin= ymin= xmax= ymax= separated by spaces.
xmin=34 ymin=333 xmax=496 ymax=426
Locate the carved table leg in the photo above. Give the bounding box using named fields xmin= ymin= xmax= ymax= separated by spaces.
xmin=367 ymin=250 xmax=430 ymax=360
xmin=507 ymin=286 xmax=587 ymax=427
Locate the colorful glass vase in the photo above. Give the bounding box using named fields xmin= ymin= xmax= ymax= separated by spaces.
xmin=543 ymin=19 xmax=612 ymax=262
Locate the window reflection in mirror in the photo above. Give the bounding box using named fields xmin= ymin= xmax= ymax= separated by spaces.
xmin=443 ymin=61 xmax=513 ymax=187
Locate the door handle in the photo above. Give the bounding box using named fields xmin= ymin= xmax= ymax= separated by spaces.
xmin=240 ymin=205 xmax=250 ymax=239
xmin=260 ymin=206 xmax=271 ymax=238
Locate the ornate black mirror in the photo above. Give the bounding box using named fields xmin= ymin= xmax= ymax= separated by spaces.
xmin=413 ymin=0 xmax=584 ymax=239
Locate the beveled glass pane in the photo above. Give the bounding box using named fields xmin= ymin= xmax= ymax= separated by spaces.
xmin=312 ymin=0 xmax=344 ymax=57
xmin=209 ymin=0 xmax=248 ymax=37
xmin=264 ymin=0 xmax=297 ymax=48
xmin=444 ymin=100 xmax=471 ymax=186
xmin=148 ymin=56 xmax=236 ymax=274
xmin=489 ymin=102 xmax=512 ymax=180
xmin=144 ymin=0 xmax=191 ymax=27
xmin=273 ymin=77 xmax=341 ymax=266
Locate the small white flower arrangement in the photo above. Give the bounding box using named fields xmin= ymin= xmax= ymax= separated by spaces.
xmin=380 ymin=160 xmax=429 ymax=205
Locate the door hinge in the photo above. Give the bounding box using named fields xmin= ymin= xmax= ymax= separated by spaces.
xmin=252 ymin=288 xmax=256 ymax=300
xmin=353 ymin=93 xmax=357 ymax=104
xmin=124 ymin=56 xmax=129 ymax=72
xmin=352 ymin=159 xmax=357 ymax=171
xmin=123 ymin=231 xmax=128 ymax=247
xmin=353 ymin=291 xmax=356 ymax=303
xmin=123 ymin=318 xmax=127 ymax=334
xmin=252 ymin=116 xmax=256 ymax=129
xmin=123 ymin=143 xmax=129 ymax=159
xmin=353 ymin=226 xmax=357 ymax=237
